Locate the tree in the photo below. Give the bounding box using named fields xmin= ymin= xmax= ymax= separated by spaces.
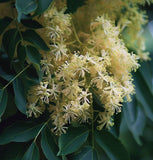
xmin=0 ymin=0 xmax=153 ymax=159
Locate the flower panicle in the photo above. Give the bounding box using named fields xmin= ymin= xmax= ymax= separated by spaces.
xmin=26 ymin=0 xmax=150 ymax=135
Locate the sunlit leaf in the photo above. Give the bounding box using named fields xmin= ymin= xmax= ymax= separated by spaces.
xmin=15 ymin=0 xmax=38 ymax=22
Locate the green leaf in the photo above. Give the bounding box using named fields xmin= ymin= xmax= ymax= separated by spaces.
xmin=0 ymin=56 xmax=15 ymax=81
xmin=70 ymin=146 xmax=98 ymax=160
xmin=0 ymin=17 xmax=12 ymax=35
xmin=41 ymin=127 xmax=61 ymax=160
xmin=0 ymin=66 xmax=14 ymax=81
xmin=19 ymin=13 xmax=32 ymax=20
xmin=17 ymin=43 xmax=26 ymax=63
xmin=15 ymin=0 xmax=38 ymax=22
xmin=26 ymin=45 xmax=41 ymax=71
xmin=22 ymin=142 xmax=39 ymax=160
xmin=62 ymin=156 xmax=68 ymax=160
xmin=110 ymin=113 xmax=121 ymax=138
xmin=23 ymin=70 xmax=41 ymax=93
xmin=58 ymin=126 xmax=89 ymax=156
xmin=143 ymin=27 xmax=153 ymax=53
xmin=13 ymin=78 xmax=27 ymax=114
xmin=34 ymin=0 xmax=53 ymax=16
xmin=0 ymin=121 xmax=43 ymax=145
xmin=123 ymin=98 xmax=146 ymax=145
xmin=21 ymin=19 xmax=43 ymax=29
xmin=0 ymin=89 xmax=8 ymax=121
xmin=1 ymin=91 xmax=17 ymax=120
xmin=0 ymin=143 xmax=26 ymax=160
xmin=150 ymin=54 xmax=153 ymax=74
xmin=23 ymin=30 xmax=49 ymax=51
xmin=139 ymin=62 xmax=153 ymax=95
xmin=95 ymin=130 xmax=130 ymax=160
xmin=2 ymin=29 xmax=21 ymax=59
xmin=134 ymin=71 xmax=153 ymax=121
xmin=12 ymin=60 xmax=25 ymax=74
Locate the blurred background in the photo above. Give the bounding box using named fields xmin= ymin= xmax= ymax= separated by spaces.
xmin=119 ymin=3 xmax=153 ymax=160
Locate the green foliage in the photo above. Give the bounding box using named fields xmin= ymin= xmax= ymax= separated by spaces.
xmin=21 ymin=19 xmax=43 ymax=29
xmin=0 ymin=0 xmax=153 ymax=160
xmin=26 ymin=45 xmax=41 ymax=71
xmin=123 ymin=97 xmax=146 ymax=145
xmin=0 ymin=121 xmax=44 ymax=145
xmin=58 ymin=126 xmax=89 ymax=156
xmin=13 ymin=78 xmax=27 ymax=114
xmin=95 ymin=130 xmax=130 ymax=160
xmin=134 ymin=71 xmax=153 ymax=121
xmin=41 ymin=127 xmax=61 ymax=160
xmin=0 ymin=143 xmax=26 ymax=160
xmin=17 ymin=43 xmax=26 ymax=63
xmin=0 ymin=89 xmax=8 ymax=121
xmin=0 ymin=57 xmax=15 ymax=81
xmin=22 ymin=142 xmax=40 ymax=160
xmin=22 ymin=30 xmax=49 ymax=51
xmin=139 ymin=62 xmax=153 ymax=94
xmin=34 ymin=0 xmax=53 ymax=16
xmin=70 ymin=146 xmax=98 ymax=160
xmin=16 ymin=0 xmax=38 ymax=22
xmin=2 ymin=29 xmax=21 ymax=59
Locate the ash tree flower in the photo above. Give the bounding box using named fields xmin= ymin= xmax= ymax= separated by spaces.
xmin=26 ymin=0 xmax=151 ymax=135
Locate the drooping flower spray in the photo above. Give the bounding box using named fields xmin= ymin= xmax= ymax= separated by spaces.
xmin=27 ymin=0 xmax=150 ymax=135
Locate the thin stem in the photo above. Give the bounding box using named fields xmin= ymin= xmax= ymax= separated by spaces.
xmin=71 ymin=44 xmax=81 ymax=49
xmin=15 ymin=19 xmax=25 ymax=46
xmin=2 ymin=64 xmax=30 ymax=90
xmin=93 ymin=114 xmax=99 ymax=123
xmin=33 ymin=123 xmax=47 ymax=142
xmin=71 ymin=20 xmax=83 ymax=45
xmin=91 ymin=106 xmax=94 ymax=150
xmin=94 ymin=110 xmax=100 ymax=113
xmin=33 ymin=118 xmax=51 ymax=142
xmin=1 ymin=2 xmax=32 ymax=91
xmin=65 ymin=40 xmax=76 ymax=45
